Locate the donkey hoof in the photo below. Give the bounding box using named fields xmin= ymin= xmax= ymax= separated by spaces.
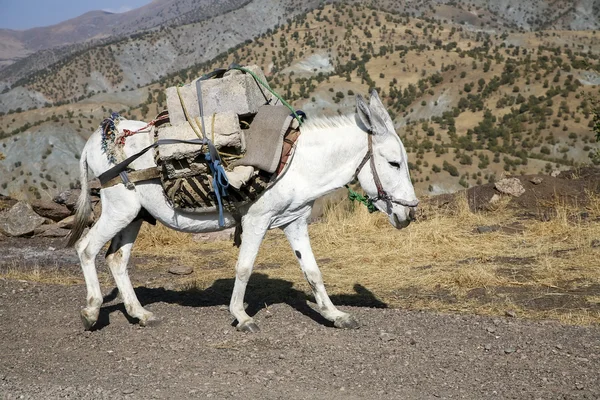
xmin=334 ymin=315 xmax=359 ymax=330
xmin=237 ymin=321 xmax=260 ymax=333
xmin=138 ymin=313 xmax=160 ymax=327
xmin=80 ymin=308 xmax=99 ymax=331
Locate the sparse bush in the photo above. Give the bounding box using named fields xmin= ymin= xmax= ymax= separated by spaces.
xmin=442 ymin=161 xmax=459 ymax=177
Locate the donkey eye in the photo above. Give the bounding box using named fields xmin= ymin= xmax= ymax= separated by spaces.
xmin=388 ymin=161 xmax=401 ymax=169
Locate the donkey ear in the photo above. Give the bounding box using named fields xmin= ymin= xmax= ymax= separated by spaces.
xmin=369 ymin=89 xmax=382 ymax=106
xmin=356 ymin=94 xmax=373 ymax=132
xmin=368 ymin=89 xmax=393 ymax=136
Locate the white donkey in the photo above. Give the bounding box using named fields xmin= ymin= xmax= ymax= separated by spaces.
xmin=68 ymin=90 xmax=418 ymax=332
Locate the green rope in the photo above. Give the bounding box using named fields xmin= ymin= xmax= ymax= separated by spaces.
xmin=231 ymin=66 xmax=304 ymax=126
xmin=345 ymin=185 xmax=377 ymax=213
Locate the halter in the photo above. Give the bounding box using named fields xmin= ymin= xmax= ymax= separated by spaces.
xmin=352 ymin=132 xmax=419 ymax=213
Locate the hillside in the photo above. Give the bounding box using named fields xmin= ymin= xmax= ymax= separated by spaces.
xmin=0 ymin=2 xmax=599 ymax=200
xmin=0 ymin=0 xmax=249 ymax=71
xmin=1 ymin=0 xmax=598 ymax=89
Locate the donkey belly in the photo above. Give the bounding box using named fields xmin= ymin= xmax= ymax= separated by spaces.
xmin=138 ymin=183 xmax=238 ymax=233
xmin=135 ymin=173 xmax=308 ymax=233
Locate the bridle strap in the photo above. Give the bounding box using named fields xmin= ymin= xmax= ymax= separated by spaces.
xmin=352 ymin=132 xmax=419 ymax=210
xmin=353 ymin=149 xmax=371 ymax=181
xmin=367 ymin=134 xmax=387 ymax=200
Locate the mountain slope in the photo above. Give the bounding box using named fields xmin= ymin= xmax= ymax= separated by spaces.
xmin=0 ymin=2 xmax=599 ymax=200
xmin=0 ymin=0 xmax=248 ymax=74
xmin=0 ymin=0 xmax=324 ymax=111
xmin=1 ymin=0 xmax=598 ymax=88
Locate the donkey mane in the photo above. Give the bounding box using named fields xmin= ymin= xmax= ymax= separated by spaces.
xmin=300 ymin=114 xmax=361 ymax=134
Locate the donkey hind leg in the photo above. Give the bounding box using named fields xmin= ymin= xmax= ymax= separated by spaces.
xmin=283 ymin=217 xmax=359 ymax=329
xmin=105 ymin=219 xmax=157 ymax=327
xmin=229 ymin=217 xmax=270 ymax=333
xmin=76 ymin=200 xmax=141 ymax=330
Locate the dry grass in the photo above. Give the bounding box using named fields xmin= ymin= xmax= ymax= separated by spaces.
xmin=0 ymin=260 xmax=85 ymax=285
xmin=6 ymin=191 xmax=595 ymax=324
xmin=129 ymin=193 xmax=600 ymax=325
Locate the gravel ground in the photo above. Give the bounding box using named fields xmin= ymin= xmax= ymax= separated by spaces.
xmin=0 ymin=278 xmax=598 ymax=400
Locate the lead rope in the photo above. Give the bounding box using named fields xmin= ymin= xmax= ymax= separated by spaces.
xmin=345 ymin=134 xmax=377 ymax=212
xmin=345 ymin=185 xmax=377 ymax=213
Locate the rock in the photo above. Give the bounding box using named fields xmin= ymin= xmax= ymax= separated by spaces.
xmin=166 ymin=65 xmax=273 ymax=126
xmin=0 ymin=202 xmax=46 ymax=237
xmin=505 ymin=310 xmax=517 ymax=318
xmin=53 ymin=189 xmax=81 ymax=211
xmin=475 ymin=225 xmax=500 ymax=234
xmin=379 ymin=331 xmax=397 ymax=342
xmin=529 ymin=177 xmax=543 ymax=185
xmin=168 ymin=265 xmax=194 ymax=275
xmin=495 ymin=178 xmax=525 ymax=197
xmin=504 ymin=347 xmax=516 ymax=354
xmin=58 ymin=215 xmax=76 ymax=229
xmin=551 ymin=170 xmax=561 ymax=178
xmin=31 ymin=200 xmax=71 ymax=222
xmin=192 ymin=228 xmax=235 ymax=243
xmin=38 ymin=226 xmax=71 ymax=238
xmin=158 ymin=113 xmax=243 ymax=165
xmin=484 ymin=344 xmax=492 ymax=351
xmin=489 ymin=194 xmax=502 ymax=204
xmin=53 ymin=183 xmax=100 ymax=211
xmin=486 ymin=327 xmax=496 ymax=333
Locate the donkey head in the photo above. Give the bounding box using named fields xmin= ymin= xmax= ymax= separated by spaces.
xmin=355 ymin=90 xmax=418 ymax=229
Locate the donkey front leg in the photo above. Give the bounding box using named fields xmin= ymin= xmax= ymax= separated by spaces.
xmin=229 ymin=216 xmax=270 ymax=333
xmin=105 ymin=219 xmax=157 ymax=327
xmin=283 ymin=217 xmax=359 ymax=329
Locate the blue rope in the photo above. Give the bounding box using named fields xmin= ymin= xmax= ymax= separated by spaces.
xmin=205 ymin=152 xmax=229 ymax=227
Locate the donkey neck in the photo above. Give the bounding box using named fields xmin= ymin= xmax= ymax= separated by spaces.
xmin=296 ymin=115 xmax=368 ymax=197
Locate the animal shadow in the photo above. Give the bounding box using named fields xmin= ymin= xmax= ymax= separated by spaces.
xmin=95 ymin=273 xmax=387 ymax=330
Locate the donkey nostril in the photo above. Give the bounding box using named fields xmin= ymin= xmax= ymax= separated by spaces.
xmin=408 ymin=207 xmax=416 ymax=221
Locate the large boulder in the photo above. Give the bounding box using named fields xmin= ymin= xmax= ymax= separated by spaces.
xmin=494 ymin=178 xmax=525 ymax=197
xmin=0 ymin=201 xmax=46 ymax=237
xmin=31 ymin=200 xmax=71 ymax=222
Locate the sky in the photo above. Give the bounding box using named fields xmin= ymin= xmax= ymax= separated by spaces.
xmin=0 ymin=0 xmax=153 ymax=30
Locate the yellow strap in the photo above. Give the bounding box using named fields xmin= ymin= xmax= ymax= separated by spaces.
xmin=177 ymin=86 xmax=204 ymax=140
xmin=179 ymin=86 xmax=244 ymax=162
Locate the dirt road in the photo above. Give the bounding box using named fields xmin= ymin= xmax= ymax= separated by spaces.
xmin=0 ymin=276 xmax=598 ymax=400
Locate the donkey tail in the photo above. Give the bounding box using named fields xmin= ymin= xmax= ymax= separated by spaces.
xmin=66 ymin=146 xmax=93 ymax=247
